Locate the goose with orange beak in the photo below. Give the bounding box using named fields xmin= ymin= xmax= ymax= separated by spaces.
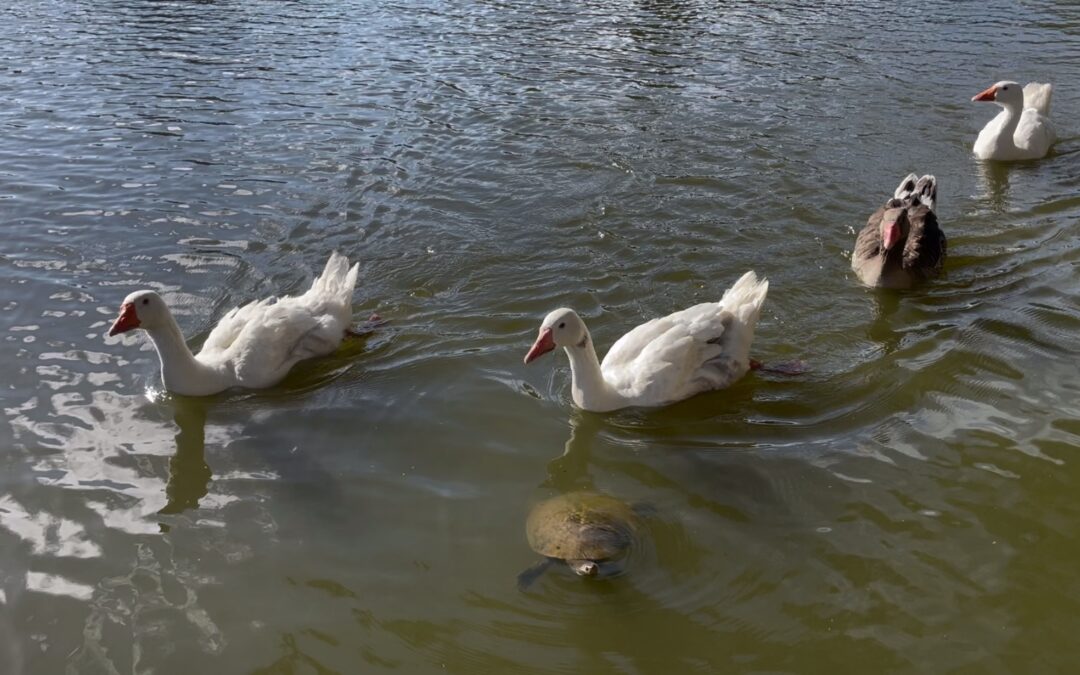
xmin=523 ymin=271 xmax=769 ymax=412
xmin=971 ymin=80 xmax=1056 ymax=160
xmin=106 ymin=252 xmax=361 ymax=396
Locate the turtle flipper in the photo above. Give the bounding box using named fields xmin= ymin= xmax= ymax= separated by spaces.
xmin=517 ymin=558 xmax=555 ymax=591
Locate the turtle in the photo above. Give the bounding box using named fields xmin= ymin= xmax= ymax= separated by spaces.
xmin=517 ymin=491 xmax=645 ymax=589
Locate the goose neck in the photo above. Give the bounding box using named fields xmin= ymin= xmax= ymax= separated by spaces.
xmin=995 ymin=104 xmax=1022 ymax=147
xmin=563 ymin=332 xmax=619 ymax=412
xmin=144 ymin=313 xmax=226 ymax=396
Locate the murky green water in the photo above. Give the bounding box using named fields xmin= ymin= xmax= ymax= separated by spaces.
xmin=2 ymin=1 xmax=1080 ymax=672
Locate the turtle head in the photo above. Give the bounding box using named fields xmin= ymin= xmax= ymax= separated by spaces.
xmin=568 ymin=559 xmax=599 ymax=577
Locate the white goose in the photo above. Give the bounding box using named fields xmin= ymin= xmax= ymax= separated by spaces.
xmin=972 ymin=80 xmax=1056 ymax=160
xmin=108 ymin=252 xmax=359 ymax=396
xmin=524 ymin=271 xmax=768 ymax=412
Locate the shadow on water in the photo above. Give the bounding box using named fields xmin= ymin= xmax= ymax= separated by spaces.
xmin=148 ymin=329 xmax=383 ymax=532
xmin=541 ymin=407 xmax=786 ymax=510
xmin=152 ymin=331 xmax=380 ymax=521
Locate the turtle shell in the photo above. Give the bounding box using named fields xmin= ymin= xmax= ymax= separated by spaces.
xmin=525 ymin=492 xmax=640 ymax=562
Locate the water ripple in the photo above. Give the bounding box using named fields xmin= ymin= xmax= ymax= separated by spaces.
xmin=2 ymin=0 xmax=1080 ymax=672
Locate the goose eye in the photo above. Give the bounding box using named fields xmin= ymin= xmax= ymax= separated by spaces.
xmin=142 ymin=298 xmax=149 ymax=306
xmin=1002 ymin=86 xmax=1008 ymax=91
xmin=558 ymin=322 xmax=566 ymax=329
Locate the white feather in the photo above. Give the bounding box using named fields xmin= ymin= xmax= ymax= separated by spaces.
xmin=1022 ymin=82 xmax=1053 ymax=116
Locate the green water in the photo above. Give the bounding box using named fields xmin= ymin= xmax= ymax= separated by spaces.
xmin=2 ymin=1 xmax=1080 ymax=673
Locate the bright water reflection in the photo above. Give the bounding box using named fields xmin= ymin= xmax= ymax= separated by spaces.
xmin=2 ymin=0 xmax=1080 ymax=673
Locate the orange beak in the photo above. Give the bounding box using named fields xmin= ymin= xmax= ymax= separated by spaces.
xmin=971 ymin=85 xmax=997 ymax=102
xmin=108 ymin=303 xmax=140 ymax=336
xmin=524 ymin=327 xmax=555 ymax=364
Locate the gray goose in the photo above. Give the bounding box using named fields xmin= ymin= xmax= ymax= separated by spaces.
xmin=851 ymin=173 xmax=946 ymax=289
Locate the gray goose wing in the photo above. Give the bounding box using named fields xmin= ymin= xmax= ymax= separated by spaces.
xmin=853 ymin=207 xmax=884 ymax=262
xmin=902 ymin=205 xmax=946 ymax=276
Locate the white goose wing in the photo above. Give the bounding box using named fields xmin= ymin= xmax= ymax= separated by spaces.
xmin=199 ymin=297 xmax=276 ymax=356
xmin=198 ymin=300 xmax=331 ymax=387
xmin=200 ymin=250 xmax=357 ymax=371
xmin=196 ymin=298 xmax=348 ymax=387
xmin=1017 ymin=82 xmax=1055 ymax=156
xmin=601 ymin=302 xmax=733 ymax=404
xmin=600 ymin=315 xmax=673 ymax=371
xmin=601 ymin=271 xmax=767 ymax=405
xmin=1016 ymin=109 xmax=1056 ymax=155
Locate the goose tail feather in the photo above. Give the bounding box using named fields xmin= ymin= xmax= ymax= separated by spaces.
xmin=1023 ymin=82 xmax=1053 ymax=116
xmin=310 ymin=251 xmax=359 ymax=306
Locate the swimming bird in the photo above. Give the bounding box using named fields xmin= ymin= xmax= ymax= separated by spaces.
xmin=851 ymin=173 xmax=945 ymax=289
xmin=523 ymin=271 xmax=768 ymax=412
xmin=972 ymin=80 xmax=1055 ymax=160
xmin=108 ymin=252 xmax=359 ymax=396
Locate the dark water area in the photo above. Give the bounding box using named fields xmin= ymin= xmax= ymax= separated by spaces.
xmin=2 ymin=1 xmax=1080 ymax=672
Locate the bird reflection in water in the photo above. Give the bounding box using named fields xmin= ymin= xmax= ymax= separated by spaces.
xmin=158 ymin=395 xmax=213 ymax=517
xmin=542 ymin=410 xmax=605 ymax=493
xmin=865 ymin=289 xmax=904 ymax=355
xmin=976 ymin=159 xmax=1013 ymax=213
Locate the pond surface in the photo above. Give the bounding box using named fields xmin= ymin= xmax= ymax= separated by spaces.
xmin=2 ymin=1 xmax=1080 ymax=672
